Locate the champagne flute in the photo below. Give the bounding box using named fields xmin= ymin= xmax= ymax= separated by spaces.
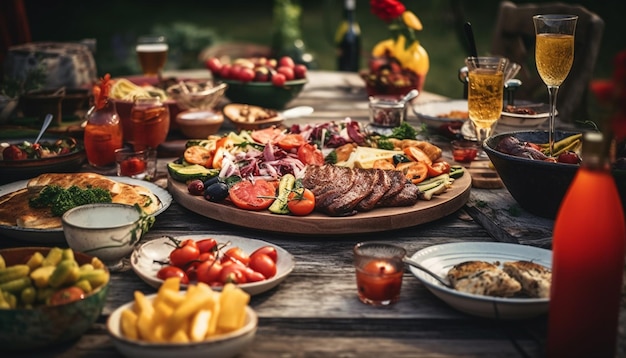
xmin=533 ymin=14 xmax=577 ymax=157
xmin=464 ymin=56 xmax=509 ymax=147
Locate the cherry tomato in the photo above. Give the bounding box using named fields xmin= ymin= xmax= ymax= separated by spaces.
xmin=249 ymin=253 xmax=277 ymax=279
xmin=2 ymin=145 xmax=26 ymax=160
xmin=157 ymin=266 xmax=190 ymax=284
xmin=228 ymin=179 xmax=277 ymax=211
xmin=196 ymin=260 xmax=223 ymax=285
xmin=427 ymin=161 xmax=451 ymax=177
xmin=277 ymin=133 xmax=307 ymax=151
xmin=120 ymin=157 xmax=147 ymax=176
xmin=169 ymin=239 xmax=200 ymax=268
xmin=220 ymin=263 xmax=248 ymax=284
xmin=297 ymin=143 xmax=325 ymax=166
xmin=49 ymin=286 xmax=85 ymax=305
xmin=223 ymin=246 xmax=251 ymax=266
xmin=557 ymin=151 xmax=582 ymax=164
xmin=272 ymin=73 xmax=287 ymax=87
xmin=397 ymin=161 xmax=429 ymax=184
xmin=287 ymin=188 xmax=315 ymax=216
xmin=196 ymin=238 xmax=218 ymax=253
xmin=251 ymin=246 xmax=278 ymax=263
xmin=244 ymin=267 xmax=267 ymax=282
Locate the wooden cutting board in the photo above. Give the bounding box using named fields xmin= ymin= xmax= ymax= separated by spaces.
xmin=467 ymin=160 xmax=504 ymax=189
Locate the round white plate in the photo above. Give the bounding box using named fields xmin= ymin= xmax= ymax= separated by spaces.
xmin=131 ymin=234 xmax=295 ymax=296
xmin=0 ymin=176 xmax=172 ymax=244
xmin=408 ymin=242 xmax=551 ymax=320
xmin=411 ymin=100 xmax=469 ymax=129
xmin=500 ymin=101 xmax=552 ymax=128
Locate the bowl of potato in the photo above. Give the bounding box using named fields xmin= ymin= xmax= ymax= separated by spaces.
xmin=107 ymin=278 xmax=257 ymax=358
xmin=0 ymin=246 xmax=110 ymax=351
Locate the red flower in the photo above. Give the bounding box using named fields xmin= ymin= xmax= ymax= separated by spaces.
xmin=92 ymin=73 xmax=112 ymax=110
xmin=370 ymin=0 xmax=405 ymax=23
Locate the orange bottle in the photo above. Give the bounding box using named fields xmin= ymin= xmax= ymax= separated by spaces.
xmin=84 ymin=74 xmax=123 ymax=167
xmin=547 ymin=132 xmax=626 ymax=357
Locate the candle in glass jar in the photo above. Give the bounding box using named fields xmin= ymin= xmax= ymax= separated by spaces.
xmin=353 ymin=242 xmax=406 ymax=306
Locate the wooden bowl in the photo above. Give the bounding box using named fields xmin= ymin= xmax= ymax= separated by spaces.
xmin=222 ymin=103 xmax=283 ymax=131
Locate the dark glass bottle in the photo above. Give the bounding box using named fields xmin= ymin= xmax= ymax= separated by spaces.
xmin=335 ymin=0 xmax=361 ymax=72
xmin=547 ymin=131 xmax=626 ymax=358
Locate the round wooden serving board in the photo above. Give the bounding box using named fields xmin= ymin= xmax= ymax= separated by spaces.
xmin=168 ymin=171 xmax=471 ymax=235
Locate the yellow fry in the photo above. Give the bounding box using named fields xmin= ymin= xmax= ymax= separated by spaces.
xmin=189 ymin=309 xmax=212 ymax=342
xmin=119 ymin=309 xmax=139 ymax=340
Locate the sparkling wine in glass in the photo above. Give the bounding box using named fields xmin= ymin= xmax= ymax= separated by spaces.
xmin=533 ymin=14 xmax=577 ymax=157
xmin=464 ymin=56 xmax=509 ymax=146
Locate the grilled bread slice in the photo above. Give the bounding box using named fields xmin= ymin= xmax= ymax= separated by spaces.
xmin=26 ymin=173 xmax=122 ymax=195
xmin=502 ymin=261 xmax=551 ymax=298
xmin=447 ymin=260 xmax=522 ymax=297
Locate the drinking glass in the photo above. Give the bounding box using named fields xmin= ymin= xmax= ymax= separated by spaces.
xmin=353 ymin=242 xmax=406 ymax=306
xmin=130 ymin=97 xmax=170 ymax=151
xmin=464 ymin=56 xmax=509 ymax=146
xmin=533 ymin=14 xmax=577 ymax=157
xmin=136 ymin=35 xmax=168 ymax=77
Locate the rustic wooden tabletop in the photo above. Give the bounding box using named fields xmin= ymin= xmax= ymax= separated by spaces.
xmin=1 ymin=70 xmax=624 ymax=358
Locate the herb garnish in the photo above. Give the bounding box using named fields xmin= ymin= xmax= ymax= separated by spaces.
xmin=29 ymin=185 xmax=113 ymax=216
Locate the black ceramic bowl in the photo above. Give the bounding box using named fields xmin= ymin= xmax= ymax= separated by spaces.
xmin=484 ymin=130 xmax=581 ymax=219
xmin=484 ymin=130 xmax=626 ymax=219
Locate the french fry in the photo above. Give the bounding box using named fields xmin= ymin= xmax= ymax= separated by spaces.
xmin=133 ymin=291 xmax=154 ymax=316
xmin=120 ymin=309 xmax=139 ymax=340
xmin=167 ymin=290 xmax=216 ymax=334
xmin=190 ymin=309 xmax=212 ymax=342
xmin=217 ymin=283 xmax=250 ymax=333
xmin=137 ymin=308 xmax=155 ymax=341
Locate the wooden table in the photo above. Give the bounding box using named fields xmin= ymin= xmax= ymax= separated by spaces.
xmin=1 ymin=70 xmax=624 ymax=357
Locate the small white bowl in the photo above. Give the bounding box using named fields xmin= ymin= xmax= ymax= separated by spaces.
xmin=107 ymin=293 xmax=257 ymax=358
xmin=62 ymin=203 xmax=152 ymax=271
xmin=412 ymin=100 xmax=469 ymax=130
xmin=175 ymin=109 xmax=224 ymax=139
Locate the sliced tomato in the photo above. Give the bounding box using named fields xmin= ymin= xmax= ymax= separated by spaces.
xmin=287 ymin=187 xmax=315 ymax=216
xmin=297 ymin=143 xmax=324 ymax=166
xmin=402 ymin=146 xmax=433 ymax=166
xmin=229 ymin=179 xmax=276 ymax=210
xmin=397 ymin=161 xmax=429 ymax=184
xmin=251 ymin=126 xmax=283 ymax=144
xmin=427 ymin=161 xmax=451 ymax=177
xmin=277 ymin=133 xmax=307 ymax=150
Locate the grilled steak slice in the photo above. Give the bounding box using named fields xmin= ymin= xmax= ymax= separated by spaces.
xmin=355 ymin=169 xmax=390 ymax=211
xmin=378 ymin=170 xmax=407 ymax=202
xmin=309 ymin=165 xmax=357 ymax=215
xmin=326 ymin=168 xmax=375 ymax=215
xmin=301 ymin=165 xmax=337 ymax=197
xmin=377 ymin=182 xmax=420 ymax=207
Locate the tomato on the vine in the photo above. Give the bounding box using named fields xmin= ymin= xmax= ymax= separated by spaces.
xmin=251 ymin=246 xmax=278 ymax=263
xmin=196 ymin=260 xmax=223 ymax=285
xmin=196 ymin=238 xmax=218 ymax=254
xmin=169 ymin=239 xmax=200 ymax=268
xmin=157 ymin=266 xmax=190 ymax=284
xmin=249 ymin=253 xmax=277 ymax=279
xmin=220 ymin=263 xmax=248 ymax=284
xmin=223 ymin=246 xmax=251 ymax=266
xmin=287 ymin=188 xmax=315 ymax=216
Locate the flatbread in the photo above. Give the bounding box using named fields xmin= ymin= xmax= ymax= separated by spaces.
xmin=0 ymin=173 xmax=161 ymax=230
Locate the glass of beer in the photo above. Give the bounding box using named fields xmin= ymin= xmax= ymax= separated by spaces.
xmin=533 ymin=15 xmax=577 ymax=157
xmin=136 ymin=35 xmax=168 ymax=77
xmin=130 ymin=97 xmax=170 ymax=151
xmin=464 ymin=56 xmax=509 ymax=146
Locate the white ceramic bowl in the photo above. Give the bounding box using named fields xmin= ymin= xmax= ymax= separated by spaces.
xmin=411 ymin=100 xmax=469 ymax=130
xmin=107 ymin=293 xmax=257 ymax=358
xmin=175 ymin=109 xmax=224 ymax=139
xmin=62 ymin=203 xmax=153 ymax=270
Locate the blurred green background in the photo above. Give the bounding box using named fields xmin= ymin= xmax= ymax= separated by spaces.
xmin=25 ymin=0 xmax=623 ymax=100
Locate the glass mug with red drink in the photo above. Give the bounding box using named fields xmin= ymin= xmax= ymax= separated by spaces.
xmin=130 ymin=97 xmax=170 ymax=151
xmin=353 ymin=242 xmax=406 ymax=306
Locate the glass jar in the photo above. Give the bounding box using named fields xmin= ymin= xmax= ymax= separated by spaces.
xmin=84 ymin=99 xmax=123 ymax=167
xmin=130 ymin=97 xmax=170 ymax=151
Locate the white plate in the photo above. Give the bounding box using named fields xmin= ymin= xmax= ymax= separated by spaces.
xmin=0 ymin=177 xmax=172 ymax=244
xmin=131 ymin=234 xmax=295 ymax=296
xmin=411 ymin=100 xmax=469 ymax=129
xmin=408 ymin=242 xmax=551 ymax=320
xmin=500 ymin=101 xmax=552 ymax=128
